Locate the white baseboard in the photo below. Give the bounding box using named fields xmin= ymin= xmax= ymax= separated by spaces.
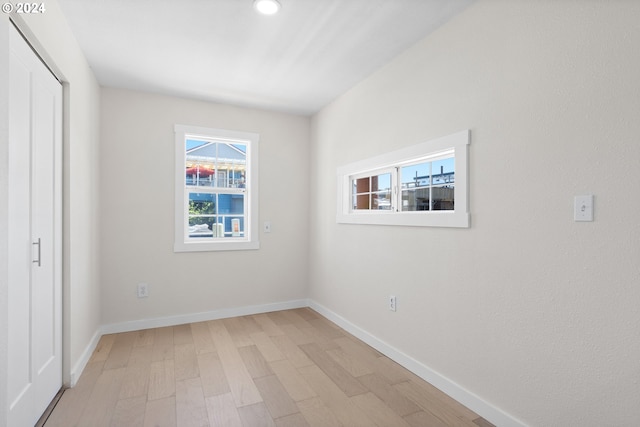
xmin=307 ymin=299 xmax=526 ymax=427
xmin=69 ymin=328 xmax=101 ymax=387
xmin=100 ymin=299 xmax=308 ymax=335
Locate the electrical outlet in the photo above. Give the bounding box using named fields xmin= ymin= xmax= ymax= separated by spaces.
xmin=137 ymin=283 xmax=149 ymax=298
xmin=389 ymin=295 xmax=397 ymax=312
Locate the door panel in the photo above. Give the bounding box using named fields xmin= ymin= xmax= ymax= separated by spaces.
xmin=8 ymin=24 xmax=63 ymax=427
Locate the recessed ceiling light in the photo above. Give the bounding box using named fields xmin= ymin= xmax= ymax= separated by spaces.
xmin=254 ymin=0 xmax=281 ymax=15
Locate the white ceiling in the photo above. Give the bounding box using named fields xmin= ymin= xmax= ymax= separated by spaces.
xmin=57 ymin=0 xmax=473 ymax=116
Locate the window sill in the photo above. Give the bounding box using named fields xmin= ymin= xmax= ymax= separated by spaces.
xmin=336 ymin=211 xmax=469 ymax=228
xmin=174 ymin=239 xmax=260 ymax=253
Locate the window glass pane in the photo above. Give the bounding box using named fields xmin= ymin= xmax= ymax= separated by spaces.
xmin=432 ymin=157 xmax=454 ymax=186
xmin=373 ymin=191 xmax=392 ymax=210
xmin=224 ymin=216 xmax=244 ymax=238
xmin=186 ymin=140 xmax=247 ymax=188
xmin=188 ymin=193 xmax=216 ymax=238
xmin=217 ymin=143 xmax=246 ymax=188
xmin=186 ymin=139 xmax=216 ymax=187
xmin=401 ymin=162 xmax=430 ymax=189
xmin=355 ymin=194 xmax=370 ymax=210
xmin=354 ymin=177 xmax=370 ymax=194
xmin=371 ymin=173 xmax=391 ymax=192
xmin=218 ymin=194 xmax=244 ymax=215
xmin=189 ymin=193 xmax=216 ymax=215
xmin=402 ymin=188 xmax=430 ymax=211
xmin=432 ymin=185 xmax=455 ymax=211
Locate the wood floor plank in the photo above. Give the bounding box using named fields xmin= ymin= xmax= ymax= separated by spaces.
xmin=208 ymin=319 xmax=263 ymax=407
xmin=103 ymin=332 xmax=136 ymax=370
xmin=254 ymin=375 xmax=300 ymax=419
xmin=76 ymin=367 xmax=127 ymax=426
xmin=334 ymin=336 xmax=407 ymax=384
xmin=402 ymin=371 xmax=480 ymax=421
xmin=43 ymin=361 xmax=105 ymax=427
xmin=237 ymin=402 xmax=277 ymax=427
xmin=335 ymin=335 xmax=382 ymax=359
xmin=297 ymin=365 xmax=374 ymax=427
xmin=119 ymin=357 xmax=151 ymax=399
xmin=190 ymin=321 xmax=216 ymax=354
xmin=110 ymin=395 xmax=146 ymax=427
xmin=252 ymin=313 xmax=286 ymax=336
xmin=357 ymin=373 xmax=422 ymax=417
xmin=250 ymin=331 xmax=286 ymax=362
xmin=393 ymin=380 xmax=477 ymax=427
xmin=300 ymin=342 xmax=367 ymax=397
xmin=91 ymin=334 xmax=116 ymax=362
xmin=374 ymin=355 xmax=413 ymax=384
xmin=197 ymin=351 xmax=231 ymax=397
xmin=133 ymin=328 xmax=155 ymax=347
xmin=403 ymin=410 xmax=451 ymax=427
xmin=154 ymin=326 xmax=174 ymax=345
xmin=269 ymin=359 xmax=317 ymax=402
xmin=299 ymin=326 xmax=341 ymax=350
xmin=239 ymin=344 xmax=274 ymax=379
xmin=148 ymin=359 xmax=176 ymax=401
xmin=351 ymin=391 xmax=412 ymax=427
xmin=279 ymin=323 xmax=315 ymax=346
xmin=270 ymin=334 xmax=314 ymax=368
xmin=296 ymin=397 xmax=343 ymax=427
xmin=222 ymin=315 xmax=260 ymax=347
xmin=292 ymin=308 xmax=320 ymax=321
xmin=275 ymin=412 xmax=311 ymax=427
xmin=307 ymin=317 xmax=345 ymax=340
xmin=128 ymin=344 xmax=154 ymax=365
xmin=326 ymin=347 xmax=373 ymax=377
xmin=473 ymin=417 xmax=497 ymax=427
xmin=205 ymin=393 xmax=243 ymax=427
xmin=143 ymin=396 xmax=177 ymax=427
xmin=280 ymin=310 xmax=314 ymax=329
xmin=266 ymin=310 xmax=295 ymax=326
xmin=175 ymin=377 xmax=209 ymax=427
xmin=151 ymin=327 xmax=174 ymax=362
xmin=174 ymin=343 xmax=199 ymax=381
xmin=173 ymin=323 xmax=194 ymax=345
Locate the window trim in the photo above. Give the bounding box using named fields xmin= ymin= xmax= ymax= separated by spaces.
xmin=174 ymin=124 xmax=260 ymax=252
xmin=336 ymin=130 xmax=470 ymax=228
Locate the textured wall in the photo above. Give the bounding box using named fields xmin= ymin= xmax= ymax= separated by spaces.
xmin=100 ymin=88 xmax=310 ymax=325
xmin=309 ymin=0 xmax=640 ymax=425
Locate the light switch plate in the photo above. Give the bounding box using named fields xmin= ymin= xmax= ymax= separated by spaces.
xmin=574 ymin=195 xmax=594 ymax=221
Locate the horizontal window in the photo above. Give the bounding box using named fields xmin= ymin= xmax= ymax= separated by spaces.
xmin=336 ymin=130 xmax=470 ymax=228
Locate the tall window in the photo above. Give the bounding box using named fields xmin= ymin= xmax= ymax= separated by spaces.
xmin=336 ymin=130 xmax=469 ymax=228
xmin=174 ymin=125 xmax=259 ymax=252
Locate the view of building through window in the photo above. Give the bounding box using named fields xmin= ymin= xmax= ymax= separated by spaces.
xmin=185 ymin=139 xmax=247 ymax=239
xmin=350 ymin=157 xmax=454 ymax=212
xmin=400 ymin=157 xmax=454 ymax=211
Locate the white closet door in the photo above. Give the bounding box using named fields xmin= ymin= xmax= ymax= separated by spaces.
xmin=8 ymin=24 xmax=63 ymax=427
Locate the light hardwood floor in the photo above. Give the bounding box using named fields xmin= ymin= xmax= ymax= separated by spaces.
xmin=43 ymin=308 xmax=494 ymax=427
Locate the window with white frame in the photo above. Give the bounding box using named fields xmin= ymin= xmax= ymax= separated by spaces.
xmin=174 ymin=125 xmax=259 ymax=252
xmin=336 ymin=130 xmax=469 ymax=228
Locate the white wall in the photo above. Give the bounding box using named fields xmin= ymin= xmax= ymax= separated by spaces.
xmin=0 ymin=0 xmax=102 ymax=393
xmin=309 ymin=0 xmax=640 ymax=426
xmin=99 ymin=88 xmax=310 ymax=326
